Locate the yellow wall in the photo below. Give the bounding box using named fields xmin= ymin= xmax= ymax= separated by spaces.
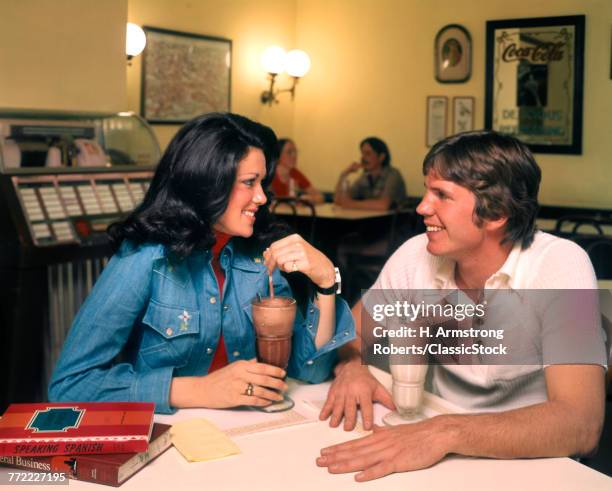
xmin=127 ymin=0 xmax=298 ymax=149
xmin=0 ymin=0 xmax=127 ymax=112
xmin=1 ymin=0 xmax=610 ymax=208
xmin=294 ymin=0 xmax=612 ymax=208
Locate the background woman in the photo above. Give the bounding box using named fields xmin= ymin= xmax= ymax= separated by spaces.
xmin=49 ymin=113 xmax=353 ymax=413
xmin=271 ymin=138 xmax=324 ymax=203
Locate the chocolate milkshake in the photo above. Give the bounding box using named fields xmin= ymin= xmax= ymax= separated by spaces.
xmin=251 ymin=297 xmax=296 ymax=369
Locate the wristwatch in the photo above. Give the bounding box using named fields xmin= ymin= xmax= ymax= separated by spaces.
xmin=314 ymin=267 xmax=341 ymax=295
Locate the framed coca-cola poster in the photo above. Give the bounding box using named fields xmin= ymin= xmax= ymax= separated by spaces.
xmin=485 ymin=16 xmax=585 ymax=154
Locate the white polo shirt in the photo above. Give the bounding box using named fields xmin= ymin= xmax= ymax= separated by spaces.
xmin=372 ymin=231 xmax=606 ymax=411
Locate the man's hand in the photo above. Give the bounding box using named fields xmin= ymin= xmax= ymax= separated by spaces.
xmin=342 ymin=161 xmax=363 ymax=176
xmin=319 ymin=360 xmax=395 ymax=431
xmin=316 ymin=417 xmax=456 ymax=481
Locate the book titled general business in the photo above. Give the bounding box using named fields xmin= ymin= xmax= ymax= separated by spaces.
xmin=0 ymin=402 xmax=154 ymax=456
xmin=0 ymin=423 xmax=171 ymax=487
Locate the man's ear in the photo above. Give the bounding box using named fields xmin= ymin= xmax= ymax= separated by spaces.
xmin=484 ymin=215 xmax=508 ymax=232
xmin=377 ymin=152 xmax=387 ymax=165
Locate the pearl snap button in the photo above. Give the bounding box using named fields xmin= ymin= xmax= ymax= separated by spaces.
xmin=306 ymin=360 xmax=314 ymax=365
xmin=209 ymin=297 xmax=217 ymax=304
xmin=232 ymin=351 xmax=240 ymax=357
xmin=165 ymin=328 xmax=173 ymax=336
xmin=206 ymin=347 xmax=213 ymax=354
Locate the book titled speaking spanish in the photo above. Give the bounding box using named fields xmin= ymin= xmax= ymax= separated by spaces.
xmin=0 ymin=423 xmax=171 ymax=487
xmin=0 ymin=402 xmax=154 ymax=456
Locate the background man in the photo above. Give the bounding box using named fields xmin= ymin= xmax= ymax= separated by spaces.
xmin=334 ymin=137 xmax=406 ymax=211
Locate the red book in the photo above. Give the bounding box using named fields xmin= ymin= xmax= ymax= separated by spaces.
xmin=0 ymin=423 xmax=172 ymax=487
xmin=0 ymin=402 xmax=154 ymax=456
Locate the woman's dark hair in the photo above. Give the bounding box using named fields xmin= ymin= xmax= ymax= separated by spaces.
xmin=360 ymin=137 xmax=390 ymax=167
xmin=108 ymin=112 xmax=287 ymax=258
xmin=423 ymin=130 xmax=541 ymax=249
xmin=277 ymin=137 xmax=294 ymax=156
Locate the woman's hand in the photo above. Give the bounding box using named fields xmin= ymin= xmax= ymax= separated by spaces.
xmin=188 ymin=359 xmax=288 ymax=409
xmin=264 ymin=234 xmax=335 ymax=288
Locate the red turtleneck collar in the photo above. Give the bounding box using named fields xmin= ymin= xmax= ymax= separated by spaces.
xmin=208 ymin=231 xmax=232 ymax=374
xmin=212 ymin=231 xmax=232 ymax=258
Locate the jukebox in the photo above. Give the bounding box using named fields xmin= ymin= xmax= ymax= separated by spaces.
xmin=0 ymin=109 xmax=161 ymax=411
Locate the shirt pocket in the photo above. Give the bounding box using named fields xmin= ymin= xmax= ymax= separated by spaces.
xmin=139 ymin=300 xmax=200 ymax=369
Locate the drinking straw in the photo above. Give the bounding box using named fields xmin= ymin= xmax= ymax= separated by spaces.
xmin=268 ymin=274 xmax=275 ymax=299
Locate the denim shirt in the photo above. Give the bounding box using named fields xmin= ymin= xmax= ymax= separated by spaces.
xmin=48 ymin=240 xmax=355 ymax=413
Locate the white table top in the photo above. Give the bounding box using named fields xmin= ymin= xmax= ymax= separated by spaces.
xmin=273 ymin=202 xmax=395 ymax=220
xmin=2 ymin=368 xmax=609 ymax=490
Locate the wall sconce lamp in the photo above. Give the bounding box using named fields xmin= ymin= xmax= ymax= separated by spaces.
xmin=260 ymin=46 xmax=311 ymax=105
xmin=126 ymin=23 xmax=147 ymax=64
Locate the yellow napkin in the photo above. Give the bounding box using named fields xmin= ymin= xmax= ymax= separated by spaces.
xmin=170 ymin=419 xmax=240 ymax=462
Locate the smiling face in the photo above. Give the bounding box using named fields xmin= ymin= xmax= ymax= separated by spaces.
xmin=279 ymin=140 xmax=298 ymax=170
xmin=416 ymin=170 xmax=491 ymax=261
xmin=214 ymin=147 xmax=267 ymax=238
xmin=360 ymin=143 xmax=385 ymax=173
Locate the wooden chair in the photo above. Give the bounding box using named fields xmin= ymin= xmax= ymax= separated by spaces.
xmin=270 ymin=197 xmax=317 ymax=243
xmin=587 ymin=238 xmax=612 ymax=280
xmin=554 ymin=215 xmax=606 ymax=236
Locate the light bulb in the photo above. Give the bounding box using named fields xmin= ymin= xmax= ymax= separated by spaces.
xmin=126 ymin=23 xmax=146 ymax=58
xmin=261 ymin=46 xmax=286 ymax=75
xmin=285 ymin=50 xmax=311 ymax=78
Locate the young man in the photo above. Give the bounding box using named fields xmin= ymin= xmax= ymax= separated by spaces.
xmin=317 ymin=131 xmax=607 ymax=481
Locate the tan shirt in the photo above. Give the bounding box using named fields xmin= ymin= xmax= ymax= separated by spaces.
xmin=349 ymin=165 xmax=406 ymax=204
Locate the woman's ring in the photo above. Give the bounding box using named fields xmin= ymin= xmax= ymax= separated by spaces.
xmin=245 ymin=382 xmax=254 ymax=397
xmin=292 ymin=261 xmax=298 ymax=272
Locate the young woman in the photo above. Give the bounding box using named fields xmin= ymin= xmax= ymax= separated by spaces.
xmin=49 ymin=113 xmax=353 ymax=414
xmin=270 ymin=138 xmax=324 ymax=203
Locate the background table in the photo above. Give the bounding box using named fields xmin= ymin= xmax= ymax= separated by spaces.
xmin=273 ymin=202 xmax=395 ymax=220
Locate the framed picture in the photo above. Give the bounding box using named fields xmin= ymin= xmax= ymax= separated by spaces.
xmin=485 ymin=16 xmax=585 ymax=154
xmin=435 ymin=24 xmax=472 ymax=83
xmin=452 ymin=96 xmax=475 ymax=134
xmin=141 ymin=26 xmax=231 ymax=124
xmin=426 ymin=96 xmax=448 ymax=147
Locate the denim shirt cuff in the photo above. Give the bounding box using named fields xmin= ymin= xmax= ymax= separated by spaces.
xmin=305 ymin=296 xmax=355 ymax=360
xmin=289 ymin=296 xmax=356 ymax=383
xmin=132 ymin=366 xmax=176 ymax=414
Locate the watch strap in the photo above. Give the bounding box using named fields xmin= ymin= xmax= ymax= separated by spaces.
xmin=314 ymin=267 xmax=341 ymax=295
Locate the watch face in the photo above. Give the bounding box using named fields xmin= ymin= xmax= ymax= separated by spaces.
xmin=334 ymin=267 xmax=341 ymax=294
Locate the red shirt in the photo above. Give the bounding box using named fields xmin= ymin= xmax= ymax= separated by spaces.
xmin=208 ymin=232 xmax=232 ymax=373
xmin=271 ymin=168 xmax=311 ymax=197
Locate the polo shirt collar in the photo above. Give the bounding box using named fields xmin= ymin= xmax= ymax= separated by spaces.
xmin=433 ymin=256 xmax=456 ymax=289
xmin=431 ymin=240 xmax=522 ymax=289
xmin=492 ymin=240 xmax=522 ymax=285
